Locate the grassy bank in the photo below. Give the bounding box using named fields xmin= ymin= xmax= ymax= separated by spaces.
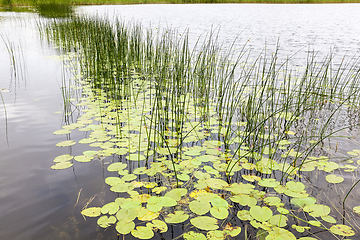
xmin=3 ymin=0 xmax=360 ymax=7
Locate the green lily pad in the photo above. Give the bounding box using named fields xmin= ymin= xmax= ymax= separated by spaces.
xmin=165 ymin=211 xmax=189 ymax=224
xmin=131 ymin=226 xmax=154 ymax=239
xmin=286 ymin=181 xmax=305 ymax=192
xmin=164 ymin=188 xmax=187 ymax=201
xmin=353 ymin=206 xmax=360 ymax=214
xmin=224 ymin=226 xmax=241 ymax=237
xmin=191 ymin=216 xmax=219 ymax=230
xmin=178 ymin=173 xmax=190 ymax=181
xmin=242 ymin=174 xmax=261 ymax=182
xmin=127 ymin=154 xmax=146 ymax=161
xmin=107 ymin=162 xmax=127 ymax=171
xmin=110 ymin=183 xmax=134 ymax=193
xmin=321 ymin=215 xmax=336 ymax=224
xmin=303 ymin=204 xmax=330 ymax=217
xmin=101 ymin=202 xmax=119 ymax=215
xmin=158 ymin=196 xmax=177 ymax=207
xmin=264 ymin=197 xmax=283 ymax=207
xmin=183 ymin=231 xmax=207 ymax=240
xmin=81 ymin=207 xmax=101 ymax=217
xmin=266 ymin=227 xmax=296 ymax=240
xmin=230 ymin=194 xmax=257 ymax=207
xmin=53 ymin=129 xmax=71 ymax=135
xmin=56 ymin=140 xmax=76 ymax=147
xmin=206 ymin=178 xmax=228 ymax=189
xmin=74 ymin=155 xmax=92 ymax=162
xmin=290 ymin=197 xmax=316 ymax=208
xmin=53 ymin=154 xmax=73 ymax=162
xmin=206 ymin=230 xmax=225 ymax=240
xmin=325 ymin=174 xmax=344 ymax=184
xmin=210 ymin=207 xmax=228 ymax=219
xmin=258 ymin=178 xmax=279 ymax=188
xmin=147 ymin=219 xmax=168 ymax=233
xmin=269 ymin=215 xmax=288 ymax=227
xmin=189 ymin=200 xmax=211 ymax=215
xmin=137 ymin=207 xmax=159 ymax=221
xmin=237 ymin=210 xmax=253 ymax=221
xmin=122 ymin=174 xmax=137 ymax=182
xmin=51 ymin=162 xmax=73 ymax=170
xmin=330 ymin=224 xmax=355 ymax=237
xmin=116 ymin=208 xmax=137 ymax=222
xmin=250 ymin=206 xmax=273 ymax=222
xmin=97 ymin=215 xmax=116 ymax=228
xmin=116 ymin=220 xmax=135 ymax=235
xmin=211 ymin=197 xmax=228 ymax=208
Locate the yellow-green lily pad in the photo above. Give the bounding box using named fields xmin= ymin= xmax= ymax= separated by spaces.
xmin=165 ymin=211 xmax=189 ymax=224
xmin=131 ymin=226 xmax=154 ymax=239
xmin=56 ymin=140 xmax=76 ymax=147
xmin=97 ymin=215 xmax=116 ymax=228
xmin=189 ymin=200 xmax=211 ymax=215
xmin=116 ymin=220 xmax=135 ymax=235
xmin=183 ymin=231 xmax=207 ymax=240
xmin=51 ymin=162 xmax=73 ymax=170
xmin=325 ymin=174 xmax=344 ymax=184
xmin=329 ymin=224 xmax=355 ymax=237
xmin=81 ymin=207 xmax=101 ymax=217
xmin=250 ymin=206 xmax=273 ymax=222
xmin=190 ymin=216 xmax=219 ymax=230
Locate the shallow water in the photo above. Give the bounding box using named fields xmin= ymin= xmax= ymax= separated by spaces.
xmin=1 ymin=4 xmax=360 ymax=240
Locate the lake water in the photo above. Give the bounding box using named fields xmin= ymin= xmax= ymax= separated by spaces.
xmin=1 ymin=4 xmax=360 ymax=240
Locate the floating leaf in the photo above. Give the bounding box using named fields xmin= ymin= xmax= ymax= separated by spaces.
xmin=206 ymin=230 xmax=225 ymax=240
xmin=264 ymin=197 xmax=283 ymax=207
xmin=183 ymin=231 xmax=207 ymax=240
xmin=127 ymin=154 xmax=146 ymax=161
xmin=53 ymin=154 xmax=73 ymax=162
xmin=51 ymin=162 xmax=73 ymax=170
xmin=250 ymin=206 xmax=273 ymax=222
xmin=165 ymin=211 xmax=189 ymax=224
xmin=237 ymin=210 xmax=253 ymax=221
xmin=242 ymin=174 xmax=261 ymax=182
xmin=258 ymin=178 xmax=279 ymax=188
xmin=107 ymin=162 xmax=127 ymax=171
xmin=147 ymin=220 xmax=167 ymax=233
xmin=230 ymin=194 xmax=257 ymax=207
xmin=321 ymin=215 xmax=336 ymax=224
xmin=101 ymin=202 xmax=119 ymax=215
xmin=164 ymin=188 xmax=187 ymax=201
xmin=191 ymin=216 xmax=219 ymax=231
xmin=105 ymin=177 xmax=123 ymax=186
xmin=116 ymin=208 xmax=137 ymax=222
xmin=303 ymin=204 xmax=330 ymax=217
xmin=269 ymin=215 xmax=288 ymax=227
xmin=110 ymin=183 xmax=134 ymax=193
xmin=290 ymin=197 xmax=316 ymax=208
xmin=81 ymin=207 xmax=101 ymax=217
xmin=308 ymin=220 xmax=321 ymax=227
xmin=137 ymin=207 xmax=159 ymax=221
xmin=131 ymin=226 xmax=154 ymax=239
xmin=210 ymin=207 xmax=228 ymax=219
xmin=97 ymin=215 xmax=116 ymax=228
xmin=211 ymin=197 xmax=228 ymax=208
xmin=286 ymin=181 xmax=305 ymax=192
xmin=74 ymin=155 xmax=92 ymax=162
xmin=189 ymin=200 xmax=211 ymax=215
xmin=56 ymin=140 xmax=76 ymax=147
xmin=224 ymin=225 xmax=241 ymax=237
xmin=330 ymin=224 xmax=355 ymax=237
xmin=266 ymin=227 xmax=296 ymax=240
xmin=206 ymin=178 xmax=228 ymax=189
xmin=325 ymin=174 xmax=344 ymax=184
xmin=53 ymin=129 xmax=71 ymax=135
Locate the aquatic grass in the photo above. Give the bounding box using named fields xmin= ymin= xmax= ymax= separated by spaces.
xmin=42 ymin=16 xmax=360 ymax=239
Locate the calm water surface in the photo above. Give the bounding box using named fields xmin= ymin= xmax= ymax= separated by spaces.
xmin=1 ymin=4 xmax=360 ymax=239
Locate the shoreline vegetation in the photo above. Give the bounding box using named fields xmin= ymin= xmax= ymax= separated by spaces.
xmin=2 ymin=0 xmax=360 ymax=8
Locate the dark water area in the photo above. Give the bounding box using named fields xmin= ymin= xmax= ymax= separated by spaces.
xmin=1 ymin=4 xmax=360 ymax=240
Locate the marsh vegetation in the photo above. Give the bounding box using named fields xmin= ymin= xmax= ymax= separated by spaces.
xmin=38 ymin=15 xmax=360 ymax=239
